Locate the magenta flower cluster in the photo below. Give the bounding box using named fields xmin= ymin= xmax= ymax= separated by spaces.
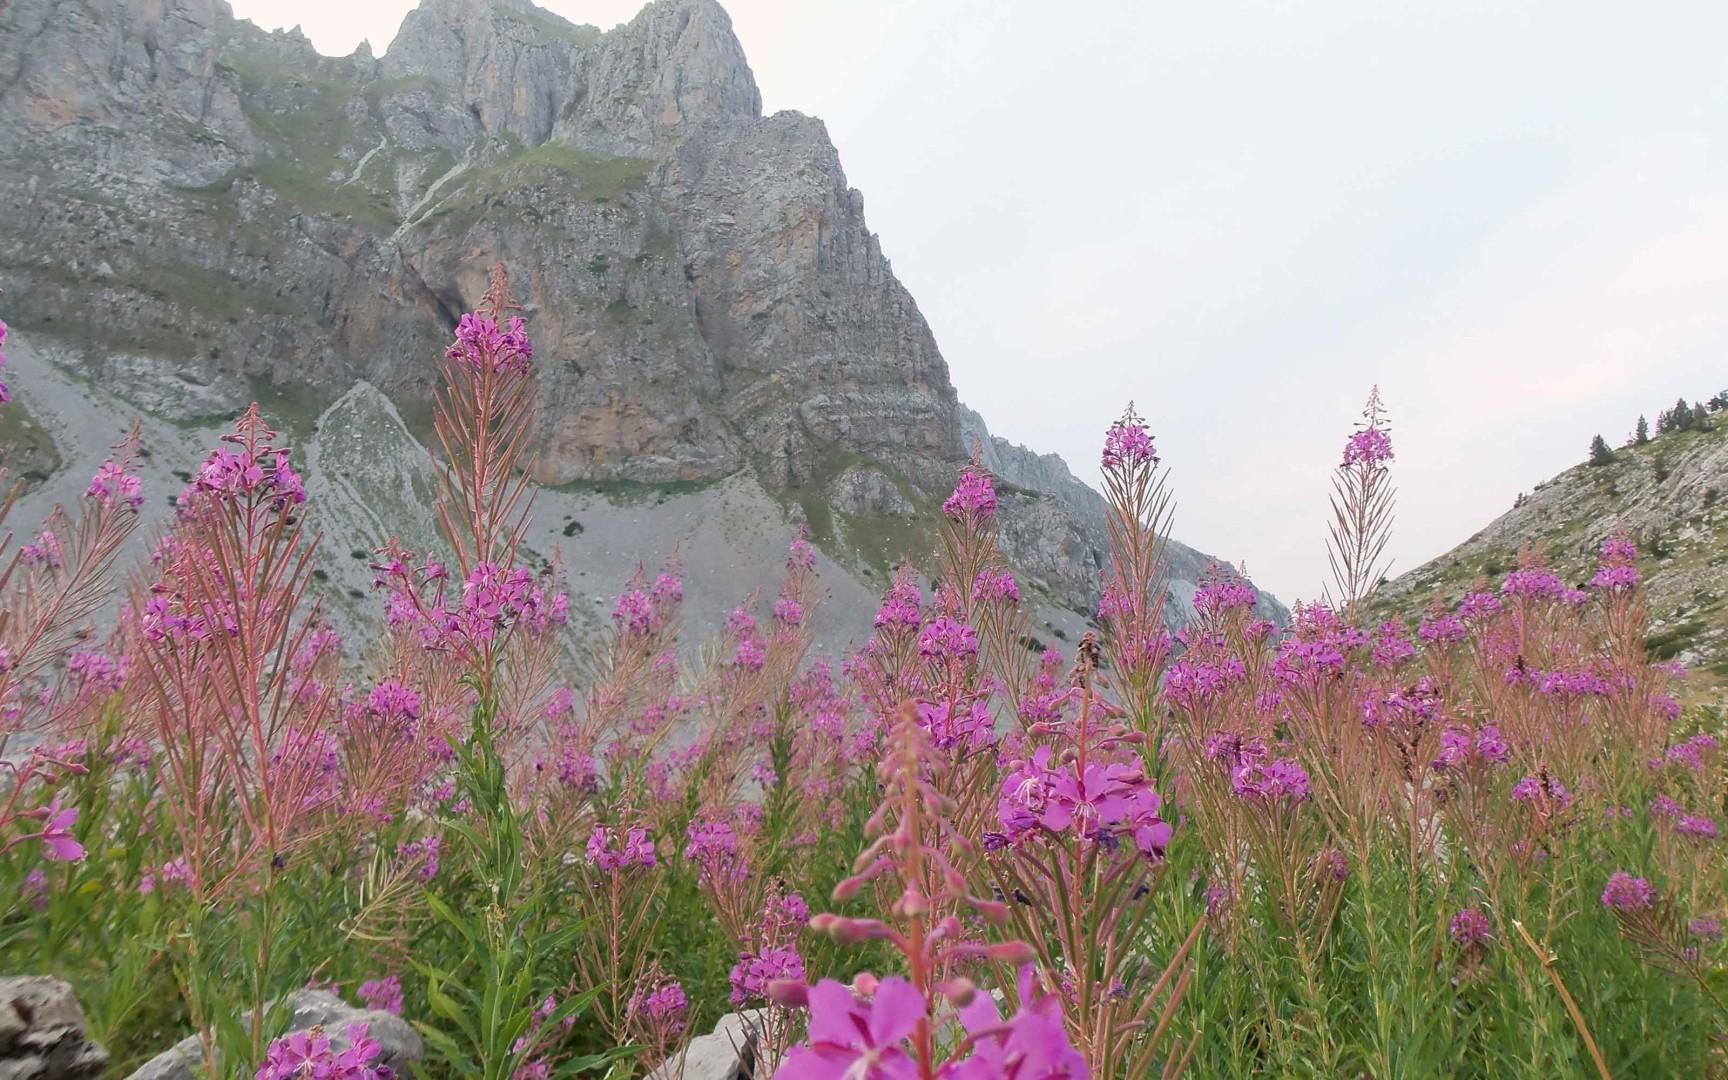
xmin=445 ymin=312 xmax=533 ymax=375
xmin=256 ymin=1023 xmax=392 ymax=1079
xmin=586 ymin=825 xmax=656 ymax=871
xmin=942 ymin=468 xmax=998 ymax=520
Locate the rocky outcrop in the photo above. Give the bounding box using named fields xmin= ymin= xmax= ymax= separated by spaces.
xmin=0 ymin=0 xmax=1280 ymax=627
xmin=0 ymin=977 xmax=108 ymax=1079
xmin=126 ymin=988 xmax=422 ymax=1080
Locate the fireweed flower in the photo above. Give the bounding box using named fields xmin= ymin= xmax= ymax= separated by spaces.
xmin=1432 ymin=724 xmax=1510 ymax=771
xmin=971 ymin=567 xmax=1020 ymax=604
xmin=401 ymin=836 xmax=440 ymax=882
xmin=445 ymin=311 xmax=533 ymax=375
xmin=729 ymin=945 xmax=806 ymax=1006
xmin=1501 ymin=567 xmax=1567 ymax=602
xmin=1458 ymin=590 xmax=1502 ymax=621
xmin=915 ymin=699 xmax=996 ymax=752
xmin=30 ymin=793 xmax=84 ymax=862
xmin=1675 ymin=814 xmax=1721 ymax=841
xmin=21 ymin=530 xmax=62 ymax=569
xmin=1450 ymin=908 xmax=1493 ymax=949
xmin=788 ymin=533 xmax=817 ymax=571
xmin=1101 ymin=406 xmax=1157 ymax=470
xmin=774 ymin=596 xmax=805 ymax=625
xmin=365 ymin=682 xmax=421 ymax=735
xmin=586 ymin=825 xmax=657 ymax=871
xmin=0 ymin=315 xmax=9 ymax=403
xmin=1231 ymin=757 xmax=1310 ymax=805
xmin=952 ymin=965 xmax=1090 ymax=1079
xmin=628 ymin=977 xmax=688 ymax=1033
xmin=1370 ymin=620 xmax=1416 ymax=667
xmin=917 ymin=617 xmax=978 ymax=662
xmin=1418 ymin=610 xmax=1466 ymax=645
xmin=1511 ymin=773 xmax=1574 ymax=811
xmin=873 ymin=574 xmax=923 ymax=630
xmin=1341 ymin=426 xmax=1393 ymax=467
xmin=942 ymin=468 xmax=998 ymax=520
xmin=1690 ymin=918 xmax=1723 ymax=941
xmin=1193 ymin=569 xmax=1258 ymax=617
xmin=256 ymin=1022 xmax=391 ymax=1079
xmin=85 ymin=459 xmax=144 ymax=510
xmin=732 ymin=637 xmax=768 ymax=671
xmin=775 ymin=977 xmax=923 ymax=1080
xmin=1601 ymin=872 xmax=1657 ymax=912
xmin=357 ymin=976 xmax=403 ymax=1016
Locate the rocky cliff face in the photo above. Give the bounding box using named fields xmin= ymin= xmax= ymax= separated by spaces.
xmin=1377 ymin=419 xmax=1728 ymax=687
xmin=0 ymin=0 xmax=1281 ymax=642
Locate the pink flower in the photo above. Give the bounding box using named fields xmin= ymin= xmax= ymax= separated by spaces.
xmin=256 ymin=1021 xmax=390 ymax=1079
xmin=777 ymin=977 xmax=924 ymax=1080
xmin=1450 ymin=907 xmax=1493 ymax=949
xmin=918 ymin=618 xmax=978 ymax=663
xmin=951 ymin=966 xmax=1089 ymax=1079
xmin=942 ymin=469 xmax=998 ymax=521
xmin=446 ymin=312 xmax=533 ymax=375
xmin=357 ymin=976 xmax=403 ymax=1016
xmin=729 ymin=945 xmax=805 ymax=1006
xmin=1601 ymin=872 xmax=1656 ymax=912
xmin=86 ymin=459 xmax=144 ymax=510
xmin=587 ymin=825 xmax=657 ymax=871
xmin=916 ymin=700 xmax=996 ymax=752
xmin=32 ymin=794 xmax=84 ymax=862
xmin=971 ymin=568 xmax=1020 ymax=604
xmin=1341 ymin=427 xmax=1393 ymax=467
xmin=1102 ymin=407 xmax=1158 ymax=470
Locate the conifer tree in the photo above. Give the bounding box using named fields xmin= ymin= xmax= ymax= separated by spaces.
xmin=1588 ymin=434 xmax=1615 ymax=466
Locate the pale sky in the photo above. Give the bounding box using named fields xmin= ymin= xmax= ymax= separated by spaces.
xmin=229 ymin=0 xmax=1728 ymax=604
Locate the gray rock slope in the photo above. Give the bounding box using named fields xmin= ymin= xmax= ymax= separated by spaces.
xmin=0 ymin=0 xmax=1282 ymax=651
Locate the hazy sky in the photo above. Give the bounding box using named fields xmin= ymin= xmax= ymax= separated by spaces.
xmin=229 ymin=0 xmax=1728 ymax=604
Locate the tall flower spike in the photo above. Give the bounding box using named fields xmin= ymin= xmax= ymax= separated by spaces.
xmin=431 ymin=263 xmax=539 ymax=579
xmin=1326 ymin=386 xmax=1396 ymax=618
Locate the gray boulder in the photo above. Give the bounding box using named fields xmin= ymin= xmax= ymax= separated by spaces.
xmin=648 ymin=1010 xmax=763 ymax=1080
xmin=0 ymin=976 xmax=108 ymax=1080
xmin=126 ymin=989 xmax=421 ymax=1080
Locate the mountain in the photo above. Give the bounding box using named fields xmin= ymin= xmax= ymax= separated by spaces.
xmin=0 ymin=0 xmax=1283 ymax=651
xmin=1377 ymin=417 xmax=1728 ymax=687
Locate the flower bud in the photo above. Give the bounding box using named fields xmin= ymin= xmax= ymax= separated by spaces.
xmin=766 ymin=980 xmax=809 ymax=1008
xmin=987 ymin=941 xmax=1038 ymax=965
xmin=939 ymin=978 xmax=977 ymax=1006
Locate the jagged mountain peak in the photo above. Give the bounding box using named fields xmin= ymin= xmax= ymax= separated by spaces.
xmin=0 ymin=0 xmax=1282 ymax=642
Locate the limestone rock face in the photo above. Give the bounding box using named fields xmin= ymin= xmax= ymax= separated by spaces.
xmin=0 ymin=976 xmax=109 ymax=1079
xmin=0 ymin=0 xmax=1281 ymax=626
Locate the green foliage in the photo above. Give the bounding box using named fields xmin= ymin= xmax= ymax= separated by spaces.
xmin=413 ymin=691 xmax=622 ymax=1078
